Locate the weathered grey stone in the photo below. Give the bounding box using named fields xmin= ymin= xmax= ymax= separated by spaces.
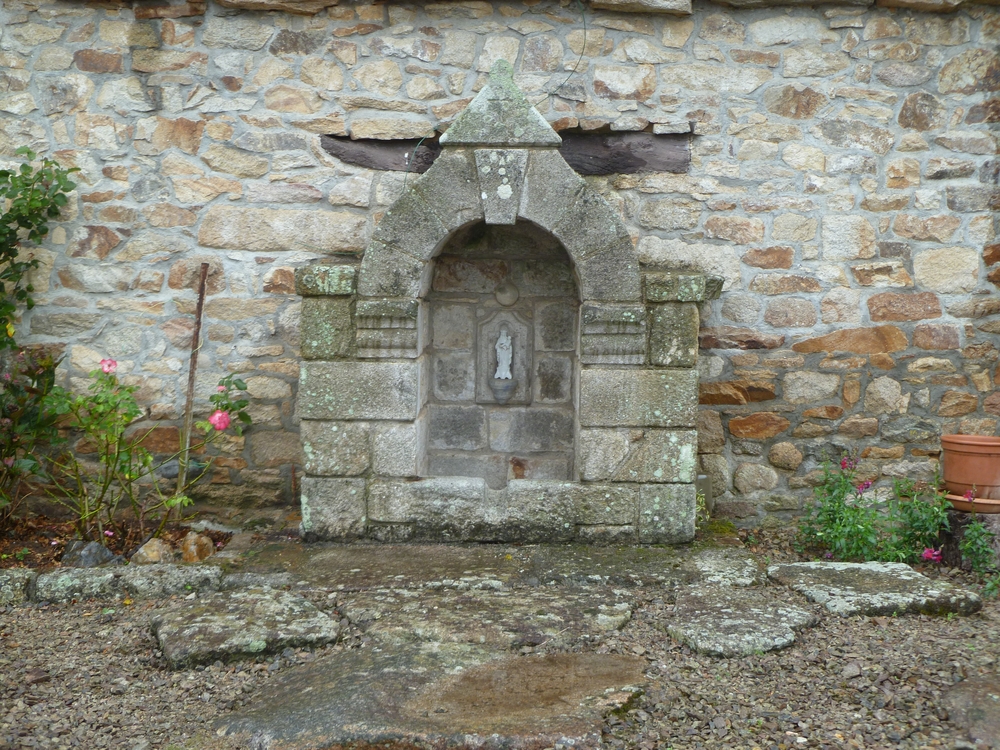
xmin=475 ymin=148 xmax=527 ymax=225
xmin=432 ymin=352 xmax=476 ymax=400
xmin=639 ymin=484 xmax=696 ymax=543
xmin=782 ymin=371 xmax=840 ymax=403
xmin=219 ymin=646 xmax=644 ymax=749
xmin=649 ymin=303 xmax=699 ymax=367
xmin=123 ymin=565 xmax=223 ymax=600
xmin=489 ymin=408 xmax=574 ymax=452
xmin=34 ymin=569 xmax=124 ymax=602
xmin=368 ymin=189 xmax=449 ymax=262
xmin=942 ymin=676 xmax=1000 ymax=750
xmin=733 ymin=463 xmax=779 ymax=494
xmin=0 ymin=569 xmax=36 ymax=606
xmin=591 ymin=0 xmax=691 ymax=12
xmin=429 ymin=405 xmax=487 ymax=450
xmin=300 ymin=298 xmax=353 ymax=360
xmin=768 ymin=562 xmax=982 ymax=617
xmin=412 ymin=148 xmax=483 ymax=233
xmin=882 ymin=415 xmax=939 ymax=443
xmin=357 ymin=241 xmax=425 ymax=298
xmin=199 ymin=207 xmax=368 ymax=255
xmin=299 ymin=361 xmax=419 ymax=420
xmin=367 ymin=477 xmax=486 ymax=534
xmin=295 ymin=265 xmax=357 ymax=297
xmin=301 ymin=421 xmax=370 ymax=476
xmin=694 ymin=548 xmax=760 ymax=586
xmin=151 ymin=589 xmax=341 ymax=668
xmin=372 ymin=423 xmax=420 ymax=477
xmin=580 ymin=304 xmax=646 ymax=365
xmin=580 ymin=369 xmax=698 ymax=427
xmin=813 ymin=120 xmax=893 ymax=155
xmin=300 ymin=477 xmax=367 ymax=540
xmin=668 ymin=586 xmax=817 ymax=657
xmin=439 ymin=60 xmax=560 ymax=147
xmin=533 ymin=356 xmax=572 ymax=403
xmin=644 ymin=272 xmax=710 ymax=303
xmin=638 ymin=238 xmax=741 ymax=291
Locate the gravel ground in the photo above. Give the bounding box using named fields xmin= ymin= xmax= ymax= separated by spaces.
xmin=2 ymin=537 xmax=998 ymax=750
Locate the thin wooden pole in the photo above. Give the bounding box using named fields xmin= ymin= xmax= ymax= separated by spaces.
xmin=177 ymin=263 xmax=210 ymax=498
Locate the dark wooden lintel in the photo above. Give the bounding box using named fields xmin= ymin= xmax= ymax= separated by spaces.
xmin=320 ymin=130 xmax=690 ymax=176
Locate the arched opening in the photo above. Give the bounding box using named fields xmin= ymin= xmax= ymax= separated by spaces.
xmin=422 ymin=221 xmax=579 ymax=489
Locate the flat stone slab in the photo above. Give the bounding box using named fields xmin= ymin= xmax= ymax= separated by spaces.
xmin=692 ymin=547 xmax=760 ymax=586
xmin=219 ymin=645 xmax=646 ymax=750
xmin=342 ymin=586 xmax=632 ymax=651
xmin=34 ymin=565 xmax=222 ymax=603
xmin=942 ymin=675 xmax=1000 ymax=748
xmin=525 ymin=544 xmax=696 ymax=587
xmin=150 ymin=589 xmax=341 ymax=668
xmin=667 ymin=586 xmax=818 ymax=657
xmin=767 ymin=561 xmax=982 ymax=617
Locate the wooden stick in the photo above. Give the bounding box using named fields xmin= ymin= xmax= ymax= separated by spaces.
xmin=177 ymin=262 xmax=210 ymax=498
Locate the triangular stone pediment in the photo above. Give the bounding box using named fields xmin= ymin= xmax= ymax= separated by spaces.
xmin=439 ymin=60 xmax=561 ymax=148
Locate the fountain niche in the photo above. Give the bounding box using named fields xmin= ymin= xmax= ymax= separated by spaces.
xmin=296 ymin=61 xmax=713 ymax=545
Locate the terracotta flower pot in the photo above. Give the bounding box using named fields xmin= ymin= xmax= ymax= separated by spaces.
xmin=941 ymin=435 xmax=1000 ymax=502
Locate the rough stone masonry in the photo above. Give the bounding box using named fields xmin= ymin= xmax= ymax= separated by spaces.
xmin=1 ymin=0 xmax=997 ymax=527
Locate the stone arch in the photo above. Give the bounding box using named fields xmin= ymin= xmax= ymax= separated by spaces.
xmin=356 ymin=61 xmax=641 ymax=304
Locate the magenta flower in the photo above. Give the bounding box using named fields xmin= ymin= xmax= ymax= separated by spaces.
xmin=840 ymin=457 xmax=848 ymax=470
xmin=2 ymin=457 xmax=13 ymax=467
xmin=856 ymin=480 xmax=873 ymax=493
xmin=921 ymin=548 xmax=942 ymax=564
xmin=964 ymin=489 xmax=976 ymax=502
xmin=208 ymin=409 xmax=231 ymax=431
xmin=100 ymin=358 xmax=117 ymax=374
xmin=104 ymin=530 xmax=114 ymax=537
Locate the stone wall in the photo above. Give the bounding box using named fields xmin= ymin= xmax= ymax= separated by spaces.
xmin=1 ymin=0 xmax=998 ymax=520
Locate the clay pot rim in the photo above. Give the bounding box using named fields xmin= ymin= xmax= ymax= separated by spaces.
xmin=941 ymin=434 xmax=1000 ymax=447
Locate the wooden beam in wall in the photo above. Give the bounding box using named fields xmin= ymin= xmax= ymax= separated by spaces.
xmin=319 ymin=131 xmax=691 ymax=176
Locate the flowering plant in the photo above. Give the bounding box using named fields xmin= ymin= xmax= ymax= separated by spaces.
xmin=0 ymin=347 xmax=59 ymax=528
xmin=41 ymin=361 xmax=251 ymax=543
xmin=799 ymin=453 xmax=949 ymax=563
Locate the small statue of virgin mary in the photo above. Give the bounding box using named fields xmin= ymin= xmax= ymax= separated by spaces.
xmin=494 ymin=327 xmax=512 ymax=380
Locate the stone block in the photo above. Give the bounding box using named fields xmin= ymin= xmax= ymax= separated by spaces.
xmin=535 ymin=301 xmax=577 ymax=351
xmin=198 ymin=207 xmax=368 ymax=255
xmin=431 ymin=303 xmax=475 ymax=350
xmin=367 ymin=478 xmax=488 ymax=539
xmin=299 ymin=361 xmax=419 ymax=421
xmin=486 ymin=481 xmax=578 ymax=542
xmin=301 ymin=298 xmax=354 ymax=360
xmin=581 ymin=304 xmax=646 ymax=365
xmin=534 ymin=356 xmax=573 ymax=404
xmin=512 ymin=260 xmax=577 ymax=298
xmin=649 ymin=303 xmax=698 ymax=367
xmin=644 ymin=272 xmax=711 ymax=302
xmin=301 ymin=421 xmax=370 ymax=477
xmin=639 ymin=484 xmax=696 ymax=544
xmin=621 ymin=430 xmax=697 ymax=483
xmin=370 ymin=189 xmax=448 ymax=262
xmin=574 ymin=239 xmax=643 ymax=303
xmin=433 ymin=352 xmax=476 ymax=401
xmin=427 ymin=453 xmax=511 ymax=490
xmin=475 ymin=148 xmax=528 ymax=225
xmin=300 ymin=477 xmax=367 ymax=541
xmin=428 ymin=405 xmax=487 ymax=451
xmin=413 ymin=148 xmax=483 ymax=233
xmin=579 ymin=369 xmax=698 ymax=428
xmin=572 ymin=484 xmax=639 ymax=526
xmin=372 ymin=422 xmax=421 ymax=478
xmin=355 ymin=299 xmax=419 ymax=359
xmin=357 ymin=241 xmax=424 ymax=298
xmin=295 ymin=265 xmax=357 ymax=297
xmin=489 ymin=408 xmax=574 ymax=452
xmin=591 ymin=0 xmax=691 ymax=13
xmin=577 ymin=525 xmax=638 ymax=545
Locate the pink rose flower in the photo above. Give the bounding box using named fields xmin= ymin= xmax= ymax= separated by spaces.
xmin=100 ymin=359 xmax=117 ymax=374
xmin=921 ymin=548 xmax=942 ymax=564
xmin=208 ymin=410 xmax=231 ymax=431
xmin=217 ymin=385 xmax=226 ymax=392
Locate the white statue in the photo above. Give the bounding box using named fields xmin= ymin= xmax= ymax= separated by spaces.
xmin=494 ymin=328 xmax=512 ymax=379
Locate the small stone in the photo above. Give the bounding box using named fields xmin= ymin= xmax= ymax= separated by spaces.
xmin=893 ymin=215 xmax=961 ymax=243
xmin=925 ymin=157 xmax=975 ymax=180
xmin=914 ymin=323 xmax=960 ymax=350
xmin=179 ymin=531 xmax=215 ymax=563
xmin=743 ymin=246 xmax=793 ymax=269
xmin=867 ymin=292 xmax=941 ymax=322
xmin=935 ymin=131 xmax=997 ymax=155
xmin=822 ymin=216 xmax=876 ymax=260
xmin=731 ymin=463 xmax=776 ymax=495
xmin=897 ymin=92 xmax=947 ymax=131
xmin=62 ymin=540 xmax=118 ymax=568
xmin=764 ymin=298 xmax=817 ymax=327
xmin=768 ymin=442 xmax=803 ymax=471
xmin=792 ymin=326 xmax=908 ymax=355
xmin=594 ymin=64 xmax=656 ymax=101
xmin=729 ymin=413 xmax=790 ymax=440
xmin=938 ymin=49 xmax=1000 ymax=95
xmin=705 ymin=217 xmax=765 ymax=244
xmin=913 ymin=247 xmax=979 ymax=293
xmin=130 ymin=538 xmax=176 ymax=565
xmin=783 ymin=371 xmax=840 ymax=403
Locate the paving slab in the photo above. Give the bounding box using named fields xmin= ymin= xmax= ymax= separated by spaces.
xmin=692 ymin=547 xmax=760 ymax=586
xmin=942 ymin=675 xmax=1000 ymax=748
xmin=342 ymin=585 xmax=633 ymax=650
xmin=767 ymin=561 xmax=983 ymax=617
xmin=524 ymin=544 xmax=697 ymax=587
xmin=150 ymin=589 xmax=341 ymax=668
xmin=218 ymin=645 xmax=646 ymax=750
xmin=666 ymin=586 xmax=818 ymax=657
xmin=34 ymin=565 xmax=222 ymax=603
